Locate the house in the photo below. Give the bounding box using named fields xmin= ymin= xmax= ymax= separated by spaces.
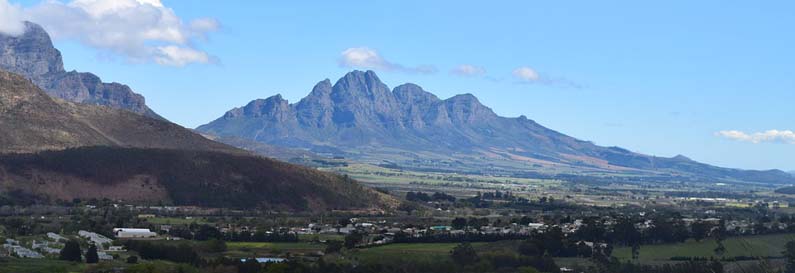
xmin=241 ymin=257 xmax=287 ymax=264
xmin=79 ymin=231 xmax=113 ymax=247
xmin=47 ymin=232 xmax=67 ymax=242
xmin=113 ymin=228 xmax=157 ymax=239
xmin=98 ymin=251 xmax=114 ymax=260
xmin=107 ymin=246 xmax=126 ymax=252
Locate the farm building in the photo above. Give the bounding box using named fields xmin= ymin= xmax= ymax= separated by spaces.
xmin=113 ymin=228 xmax=157 ymax=239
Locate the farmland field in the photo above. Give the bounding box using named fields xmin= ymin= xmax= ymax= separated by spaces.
xmin=613 ymin=233 xmax=795 ymax=262
xmin=351 ymin=243 xmax=487 ymax=263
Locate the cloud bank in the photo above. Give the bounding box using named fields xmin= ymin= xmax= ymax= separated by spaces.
xmin=339 ymin=47 xmax=436 ymax=74
xmin=716 ymin=130 xmax=795 ymax=144
xmin=0 ymin=0 xmax=219 ymax=66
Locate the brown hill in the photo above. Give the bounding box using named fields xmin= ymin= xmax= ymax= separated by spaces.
xmin=0 ymin=70 xmax=234 ymax=153
xmin=0 ymin=146 xmax=394 ymax=211
xmin=0 ymin=70 xmax=395 ymax=211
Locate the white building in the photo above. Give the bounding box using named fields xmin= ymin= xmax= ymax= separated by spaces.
xmin=113 ymin=228 xmax=157 ymax=239
xmin=78 ymin=230 xmax=113 ymax=247
xmin=47 ymin=232 xmax=67 ymax=242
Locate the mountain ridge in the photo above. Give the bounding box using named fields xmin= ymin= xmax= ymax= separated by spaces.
xmin=0 ymin=69 xmax=395 ymax=211
xmin=198 ymin=70 xmax=794 ymax=185
xmin=0 ymin=22 xmax=161 ymax=119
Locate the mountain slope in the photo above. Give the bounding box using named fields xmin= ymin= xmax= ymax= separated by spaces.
xmin=0 ymin=70 xmax=232 ymax=153
xmin=0 ymin=146 xmax=393 ymax=211
xmin=0 ymin=70 xmax=394 ymax=211
xmin=198 ymin=70 xmax=794 ymax=185
xmin=0 ymin=22 xmax=161 ymax=119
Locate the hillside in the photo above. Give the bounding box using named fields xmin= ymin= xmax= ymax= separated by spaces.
xmin=0 ymin=70 xmax=234 ymax=154
xmin=0 ymin=22 xmax=160 ymax=118
xmin=0 ymin=146 xmax=394 ymax=211
xmin=198 ymin=70 xmax=794 ymax=185
xmin=0 ymin=70 xmax=394 ymax=210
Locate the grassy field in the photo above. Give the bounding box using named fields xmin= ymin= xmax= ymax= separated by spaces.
xmin=224 ymin=241 xmax=325 ymax=257
xmin=0 ymin=258 xmax=85 ymax=273
xmin=350 ymin=243 xmax=486 ymax=263
xmin=298 ymin=234 xmax=344 ymax=242
xmin=144 ymin=216 xmax=208 ymax=225
xmin=613 ymin=233 xmax=795 ymax=262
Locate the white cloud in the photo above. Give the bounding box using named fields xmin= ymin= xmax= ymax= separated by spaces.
xmin=511 ymin=65 xmax=583 ymax=88
xmin=716 ymin=130 xmax=795 ymax=144
xmin=2 ymin=0 xmax=219 ymax=66
xmin=0 ymin=0 xmax=25 ymax=36
xmin=339 ymin=47 xmax=436 ymax=74
xmin=154 ymin=45 xmax=210 ymax=66
xmin=451 ymin=64 xmax=486 ymax=77
xmin=512 ymin=66 xmax=540 ymax=82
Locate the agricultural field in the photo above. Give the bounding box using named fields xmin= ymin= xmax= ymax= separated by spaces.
xmin=349 ymin=243 xmax=487 ymax=263
xmin=143 ymin=216 xmax=209 ymax=225
xmin=613 ymin=233 xmax=795 ymax=262
xmin=324 ymin=163 xmax=563 ymax=197
xmin=0 ymin=258 xmax=86 ymax=273
xmin=224 ymin=242 xmax=325 ymax=257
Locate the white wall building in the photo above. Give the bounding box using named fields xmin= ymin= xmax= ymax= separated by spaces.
xmin=113 ymin=228 xmax=157 ymax=239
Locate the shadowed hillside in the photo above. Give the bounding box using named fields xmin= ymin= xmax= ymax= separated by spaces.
xmin=0 ymin=146 xmax=395 ymax=211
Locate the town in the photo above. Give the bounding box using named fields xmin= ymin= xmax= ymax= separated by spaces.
xmin=2 ymin=188 xmax=795 ymax=273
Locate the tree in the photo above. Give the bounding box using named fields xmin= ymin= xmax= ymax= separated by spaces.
xmin=612 ymin=217 xmax=640 ymax=246
xmin=713 ymin=219 xmax=727 ymax=257
xmin=690 ymin=221 xmax=711 ymax=241
xmin=85 ymin=244 xmax=99 ymax=264
xmin=126 ymin=255 xmax=138 ymax=264
xmin=450 ymin=242 xmax=478 ymax=266
xmin=238 ymin=258 xmax=261 ymax=273
xmin=325 ymin=240 xmax=343 ymax=254
xmin=59 ymin=240 xmax=82 ymax=262
xmin=344 ymin=232 xmax=363 ymax=249
xmin=451 ymin=218 xmax=467 ymax=230
xmin=201 ymin=239 xmax=227 ymax=253
xmin=518 ymin=239 xmax=543 ymax=257
xmin=784 ymin=241 xmax=795 ymax=273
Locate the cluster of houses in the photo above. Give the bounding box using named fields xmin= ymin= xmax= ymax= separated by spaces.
xmin=1 ymin=227 xmax=157 ymax=260
xmin=2 ymin=239 xmax=44 ymax=258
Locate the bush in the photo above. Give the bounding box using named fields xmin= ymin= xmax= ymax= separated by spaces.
xmin=127 ymin=255 xmax=138 ymax=264
xmin=59 ymin=240 xmax=82 ymax=262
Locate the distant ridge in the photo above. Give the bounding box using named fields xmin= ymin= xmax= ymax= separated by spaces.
xmin=198 ymin=70 xmax=795 ymax=185
xmin=0 ymin=22 xmax=161 ymax=118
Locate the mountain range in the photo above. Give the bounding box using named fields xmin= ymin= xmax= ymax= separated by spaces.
xmin=0 ymin=37 xmax=393 ymax=211
xmin=0 ymin=22 xmax=161 ymax=119
xmin=198 ymin=70 xmax=795 ymax=185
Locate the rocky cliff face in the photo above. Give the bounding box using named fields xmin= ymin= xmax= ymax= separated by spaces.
xmin=198 ymin=70 xmax=795 ymax=185
xmin=0 ymin=22 xmax=161 ymax=119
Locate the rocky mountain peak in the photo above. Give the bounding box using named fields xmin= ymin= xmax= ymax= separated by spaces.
xmin=0 ymin=21 xmax=161 ymax=119
xmin=331 ymin=70 xmax=391 ymax=100
xmin=0 ymin=22 xmax=65 ymax=83
xmin=393 ymin=83 xmax=440 ymax=105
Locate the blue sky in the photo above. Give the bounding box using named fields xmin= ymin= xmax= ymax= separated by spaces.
xmin=7 ymin=0 xmax=795 ymax=171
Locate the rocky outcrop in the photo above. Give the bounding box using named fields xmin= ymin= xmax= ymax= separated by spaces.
xmin=0 ymin=22 xmax=161 ymax=119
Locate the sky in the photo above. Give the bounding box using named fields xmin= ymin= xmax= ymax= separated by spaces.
xmin=2 ymin=0 xmax=794 ymax=171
